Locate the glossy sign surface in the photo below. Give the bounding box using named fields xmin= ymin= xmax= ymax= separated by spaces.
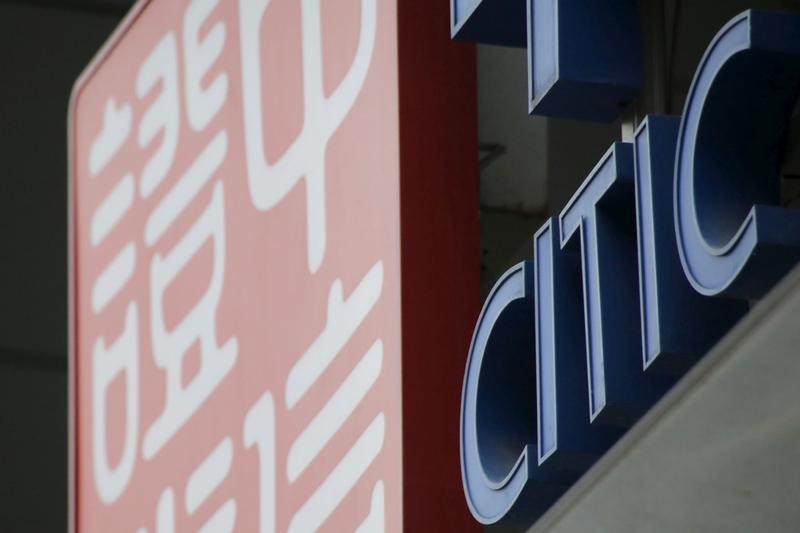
xmin=69 ymin=0 xmax=402 ymax=531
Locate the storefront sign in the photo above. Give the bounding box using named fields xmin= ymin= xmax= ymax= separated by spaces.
xmin=69 ymin=0 xmax=402 ymax=531
xmin=458 ymin=9 xmax=800 ymax=527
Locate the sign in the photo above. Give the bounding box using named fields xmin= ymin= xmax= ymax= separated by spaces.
xmin=452 ymin=0 xmax=641 ymax=121
xmin=457 ymin=8 xmax=800 ymax=528
xmin=69 ymin=0 xmax=402 ymax=531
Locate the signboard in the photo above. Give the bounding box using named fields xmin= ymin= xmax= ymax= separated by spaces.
xmin=69 ymin=0 xmax=402 ymax=531
xmin=455 ymin=5 xmax=800 ymax=529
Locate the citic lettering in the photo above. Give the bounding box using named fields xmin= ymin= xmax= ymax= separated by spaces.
xmin=460 ymin=10 xmax=800 ymax=526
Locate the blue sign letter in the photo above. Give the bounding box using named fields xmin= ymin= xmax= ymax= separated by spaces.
xmin=534 ymin=219 xmax=619 ymax=473
xmin=633 ymin=116 xmax=747 ymax=371
xmin=675 ymin=10 xmax=800 ymax=298
xmin=460 ymin=262 xmax=537 ymax=525
xmin=462 ymin=228 xmax=620 ymax=527
xmin=450 ymin=0 xmax=642 ymax=121
xmin=527 ymin=0 xmax=641 ymax=121
xmin=559 ymin=143 xmax=669 ymax=424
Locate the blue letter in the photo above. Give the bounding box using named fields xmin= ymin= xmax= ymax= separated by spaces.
xmin=633 ymin=116 xmax=747 ymax=371
xmin=675 ymin=10 xmax=800 ymax=299
xmin=527 ymin=0 xmax=641 ymax=121
xmin=534 ymin=219 xmax=618 ymax=465
xmin=462 ymin=224 xmax=619 ymax=527
xmin=461 ymin=262 xmax=537 ymax=526
xmin=450 ymin=0 xmax=642 ymax=121
xmin=451 ymin=0 xmax=527 ymax=46
xmin=559 ymin=143 xmax=669 ymax=425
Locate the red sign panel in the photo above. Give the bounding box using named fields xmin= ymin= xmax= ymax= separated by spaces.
xmin=69 ymin=0 xmax=402 ymax=531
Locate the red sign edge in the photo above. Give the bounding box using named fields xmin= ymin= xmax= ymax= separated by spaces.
xmin=67 ymin=3 xmax=152 ymax=531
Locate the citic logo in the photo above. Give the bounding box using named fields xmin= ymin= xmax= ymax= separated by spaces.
xmin=458 ymin=8 xmax=800 ymax=527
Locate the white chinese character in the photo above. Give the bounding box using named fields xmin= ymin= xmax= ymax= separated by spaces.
xmin=238 ymin=0 xmax=377 ymax=272
xmin=93 ymin=302 xmax=139 ymax=504
xmin=137 ymin=33 xmax=180 ymax=198
xmin=143 ymin=181 xmax=237 ymax=459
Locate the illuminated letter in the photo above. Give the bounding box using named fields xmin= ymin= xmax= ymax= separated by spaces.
xmin=461 ymin=236 xmax=617 ymax=526
xmin=450 ymin=0 xmax=641 ymax=121
xmin=633 ymin=116 xmax=746 ymax=371
xmin=559 ymin=143 xmax=668 ymax=424
xmin=675 ymin=10 xmax=800 ymax=298
xmin=461 ymin=262 xmax=536 ymax=526
xmin=534 ymin=220 xmax=617 ymax=466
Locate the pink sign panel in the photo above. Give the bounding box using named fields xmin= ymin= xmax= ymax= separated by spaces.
xmin=69 ymin=0 xmax=402 ymax=531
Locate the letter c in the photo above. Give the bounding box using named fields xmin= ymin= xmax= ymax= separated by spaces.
xmin=675 ymin=10 xmax=800 ymax=298
xmin=460 ymin=262 xmax=536 ymax=525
